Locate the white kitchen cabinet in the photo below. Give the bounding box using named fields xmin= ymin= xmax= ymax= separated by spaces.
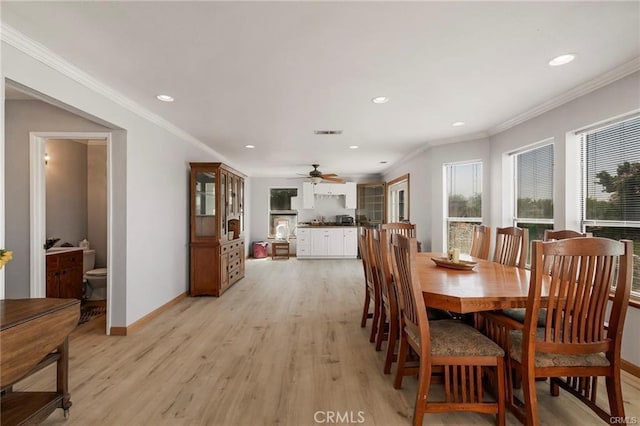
xmin=314 ymin=183 xmax=339 ymax=195
xmin=302 ymin=182 xmax=315 ymax=209
xmin=327 ymin=229 xmax=344 ymax=256
xmin=297 ymin=227 xmax=358 ymax=258
xmin=296 ymin=228 xmax=311 ymax=257
xmin=342 ymin=227 xmax=358 ymax=257
xmin=344 ymin=182 xmax=357 ymax=209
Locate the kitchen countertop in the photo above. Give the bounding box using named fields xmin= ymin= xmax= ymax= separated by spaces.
xmin=46 ymin=247 xmax=83 ymax=255
xmin=298 ymin=223 xmax=357 ymax=228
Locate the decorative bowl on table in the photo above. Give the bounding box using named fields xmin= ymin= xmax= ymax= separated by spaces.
xmin=431 ymin=257 xmax=477 ymax=271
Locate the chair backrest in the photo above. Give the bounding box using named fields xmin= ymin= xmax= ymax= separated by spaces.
xmin=493 ymin=226 xmax=529 ymax=269
xmin=543 ymin=229 xmax=586 ymax=241
xmin=470 ymin=225 xmax=491 ymax=259
xmin=524 ymin=238 xmax=633 ymax=360
xmin=542 ymin=229 xmax=587 ymax=274
xmin=381 ymin=222 xmax=416 ymax=238
xmin=358 ymin=229 xmax=374 ymax=291
xmin=370 ymin=229 xmax=397 ymax=314
xmin=381 ymin=222 xmax=418 ymax=251
xmin=390 ymin=233 xmax=430 ymax=357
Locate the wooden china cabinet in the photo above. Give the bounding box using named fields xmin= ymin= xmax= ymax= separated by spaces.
xmin=189 ymin=163 xmax=245 ymax=296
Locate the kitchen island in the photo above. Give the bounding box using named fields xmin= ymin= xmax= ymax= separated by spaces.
xmin=296 ymin=225 xmax=358 ymax=259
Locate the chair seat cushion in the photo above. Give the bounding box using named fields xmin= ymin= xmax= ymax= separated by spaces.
xmin=501 ymin=308 xmax=547 ymax=327
xmin=406 ymin=320 xmax=504 ymax=357
xmin=509 ymin=329 xmax=610 ymax=368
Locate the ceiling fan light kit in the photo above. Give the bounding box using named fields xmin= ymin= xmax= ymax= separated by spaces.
xmin=300 ymin=164 xmax=345 ymax=184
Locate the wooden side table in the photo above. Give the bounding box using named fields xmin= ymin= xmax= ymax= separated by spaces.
xmin=1 ymin=298 xmax=80 ymax=424
xmin=271 ymin=241 xmax=290 ymax=259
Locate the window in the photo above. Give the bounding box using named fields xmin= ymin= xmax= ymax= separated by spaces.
xmin=269 ymin=188 xmax=298 ymax=239
xmin=580 ymin=115 xmax=640 ymax=298
xmin=445 ymin=162 xmax=482 ymax=253
xmin=387 ymin=174 xmax=409 ymax=222
xmin=512 ymin=143 xmax=554 ymax=261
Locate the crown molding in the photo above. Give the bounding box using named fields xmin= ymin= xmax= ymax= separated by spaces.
xmin=1 ymin=24 xmax=234 ymax=166
xmin=489 ymin=57 xmax=640 ymax=136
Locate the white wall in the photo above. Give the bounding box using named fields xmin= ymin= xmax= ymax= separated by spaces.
xmin=87 ymin=144 xmax=107 ymax=267
xmin=5 ymin=101 xmax=109 ymax=298
xmin=2 ymin=42 xmax=233 ymax=328
xmin=382 ymin=72 xmax=640 ymax=365
xmin=489 ymin=71 xmax=640 ymax=231
xmin=488 ymin=71 xmax=640 ymax=366
xmin=383 ymin=137 xmax=491 ymax=252
xmin=45 ymin=139 xmax=88 ymax=249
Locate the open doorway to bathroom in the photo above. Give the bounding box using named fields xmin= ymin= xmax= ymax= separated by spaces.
xmin=44 ymin=138 xmax=108 ymax=331
xmin=28 ymin=130 xmax=113 ymax=335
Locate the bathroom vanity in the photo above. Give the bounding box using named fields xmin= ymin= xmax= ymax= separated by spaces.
xmin=189 ymin=163 xmax=246 ymax=296
xmin=45 ymin=248 xmax=83 ymax=300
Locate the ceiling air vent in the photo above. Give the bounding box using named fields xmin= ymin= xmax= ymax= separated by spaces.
xmin=313 ymin=130 xmax=343 ymax=135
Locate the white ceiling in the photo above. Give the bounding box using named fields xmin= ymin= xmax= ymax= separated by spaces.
xmin=2 ymin=1 xmax=639 ymax=178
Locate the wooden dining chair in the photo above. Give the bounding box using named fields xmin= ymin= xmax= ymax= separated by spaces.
xmin=359 ymin=228 xmax=381 ymax=343
xmin=390 ymin=233 xmax=506 ymax=426
xmin=499 ymin=230 xmax=588 ymax=324
xmin=506 ymin=238 xmax=633 ymax=425
xmin=381 ymin=222 xmax=421 ymax=252
xmin=470 ymin=225 xmax=491 ymax=260
xmin=493 ymin=226 xmax=528 ymax=269
xmin=370 ymin=228 xmax=401 ymax=373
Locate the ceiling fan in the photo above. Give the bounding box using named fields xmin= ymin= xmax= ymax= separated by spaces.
xmin=299 ymin=164 xmax=344 ymax=183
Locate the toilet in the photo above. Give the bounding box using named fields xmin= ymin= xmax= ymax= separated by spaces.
xmin=82 ymin=249 xmax=107 ymax=300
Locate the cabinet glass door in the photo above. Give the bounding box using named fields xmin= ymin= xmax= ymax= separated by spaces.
xmin=240 ymin=180 xmax=244 ymax=232
xmin=194 ymin=172 xmax=216 ymax=238
xmin=220 ymin=171 xmax=227 ymax=236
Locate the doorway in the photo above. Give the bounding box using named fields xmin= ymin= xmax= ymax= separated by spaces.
xmin=387 ymin=174 xmax=410 ymax=222
xmin=30 ymin=131 xmax=113 ymax=334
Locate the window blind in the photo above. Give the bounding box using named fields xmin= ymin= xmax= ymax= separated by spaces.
xmin=581 ymin=116 xmax=640 ymax=222
xmin=515 ymin=144 xmax=554 ymax=220
xmin=446 ymin=162 xmax=482 ymax=218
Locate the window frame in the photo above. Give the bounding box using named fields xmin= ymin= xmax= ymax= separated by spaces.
xmin=578 ymin=114 xmax=640 ymax=300
xmin=444 ymin=160 xmax=483 ymax=253
xmin=268 ymin=187 xmax=298 ymax=239
xmin=511 ymin=141 xmax=555 ymax=258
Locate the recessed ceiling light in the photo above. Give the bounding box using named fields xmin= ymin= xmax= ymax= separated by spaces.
xmin=314 ymin=130 xmax=343 ymax=135
xmin=245 ymin=145 xmax=255 ymax=149
xmin=349 ymin=145 xmax=359 ymax=149
xmin=548 ymin=54 xmax=576 ymax=67
xmin=371 ymin=96 xmax=389 ymax=104
xmin=156 ymin=94 xmax=175 ymax=102
xmin=452 ymin=121 xmax=465 ymax=127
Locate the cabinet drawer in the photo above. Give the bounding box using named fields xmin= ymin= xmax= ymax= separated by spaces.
xmin=297 ymin=247 xmax=311 ymax=256
xmin=228 ymin=257 xmax=241 ymax=272
xmin=59 ymin=250 xmax=83 ymax=269
xmin=46 ymin=255 xmax=59 ymax=270
xmin=228 ymin=248 xmax=240 ymax=262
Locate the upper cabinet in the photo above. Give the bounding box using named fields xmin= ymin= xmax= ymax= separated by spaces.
xmin=302 ymin=182 xmax=316 ymax=209
xmin=344 ymin=182 xmax=357 ymax=209
xmin=190 ymin=162 xmax=245 ymax=243
xmin=301 ymin=182 xmax=357 ymax=209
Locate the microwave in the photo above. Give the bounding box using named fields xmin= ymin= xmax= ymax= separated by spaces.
xmin=336 ymin=215 xmax=354 ymax=225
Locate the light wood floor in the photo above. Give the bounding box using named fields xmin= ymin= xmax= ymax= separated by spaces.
xmin=15 ymin=258 xmax=640 ymax=425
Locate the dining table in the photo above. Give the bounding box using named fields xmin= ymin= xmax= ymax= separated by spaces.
xmin=416 ymin=252 xmax=550 ymax=314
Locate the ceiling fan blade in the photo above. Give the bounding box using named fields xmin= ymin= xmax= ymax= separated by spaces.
xmin=321 ymin=173 xmax=338 ymax=177
xmin=322 ymin=176 xmax=344 ymax=183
